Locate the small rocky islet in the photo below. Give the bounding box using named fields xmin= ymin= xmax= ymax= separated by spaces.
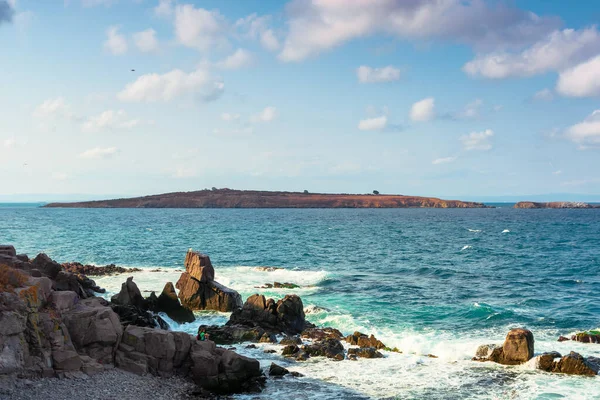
xmin=0 ymin=245 xmax=598 ymax=399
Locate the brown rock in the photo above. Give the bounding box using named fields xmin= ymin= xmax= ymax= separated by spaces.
xmin=301 ymin=327 xmax=344 ymax=341
xmin=269 ymin=362 xmax=289 ymax=376
xmin=302 ymin=338 xmax=344 ymax=361
xmin=552 ymin=352 xmax=600 ymax=376
xmin=155 ymin=282 xmax=195 ymax=324
xmin=571 ymin=332 xmax=600 ymax=344
xmin=536 ymin=351 xmax=562 ymax=372
xmin=282 ymin=345 xmax=299 ymax=356
xmin=176 ymin=272 xmax=242 ymax=312
xmin=347 ymin=347 xmax=384 ymax=359
xmin=111 ymin=276 xmax=146 ymax=309
xmin=475 ymin=328 xmax=534 ymax=365
xmin=184 ymin=250 xmax=215 ymax=283
xmin=345 ymin=331 xmax=386 ymax=350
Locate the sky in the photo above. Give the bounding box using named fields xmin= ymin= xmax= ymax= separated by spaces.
xmin=1 ymin=0 xmax=600 ymax=201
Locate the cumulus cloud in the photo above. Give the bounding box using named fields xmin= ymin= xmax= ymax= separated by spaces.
xmin=460 ymin=129 xmax=494 ymax=151
xmin=216 ymin=48 xmax=254 ymax=69
xmin=104 ymin=26 xmax=127 ymax=55
xmin=565 ymin=110 xmax=600 ymax=146
xmin=78 ymin=147 xmax=118 ymax=159
xmin=235 ymin=13 xmax=280 ymax=51
xmin=33 ymin=97 xmax=73 ymax=119
xmin=251 ymin=106 xmax=277 ymax=123
xmin=356 ymin=66 xmax=400 ymax=83
xmin=279 ymin=0 xmax=559 ymax=62
xmin=154 ymin=0 xmax=173 ymax=17
xmin=133 ymin=28 xmax=158 ymax=53
xmin=410 ymin=98 xmax=435 ymax=122
xmin=556 ymin=55 xmax=600 ymax=97
xmin=81 ymin=110 xmax=141 ymax=133
xmin=221 ymin=112 xmax=240 ymax=122
xmin=532 ymin=88 xmax=554 ymax=101
xmin=174 ymin=4 xmax=228 ymax=51
xmin=0 ymin=1 xmax=15 ymax=25
xmin=463 ymin=27 xmax=600 ymax=79
xmin=432 ymin=157 xmax=456 ymax=165
xmin=358 ymin=116 xmax=387 ymax=131
xmin=117 ymin=67 xmax=224 ymax=103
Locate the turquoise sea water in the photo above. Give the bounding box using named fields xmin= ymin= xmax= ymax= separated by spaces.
xmin=1 ymin=204 xmax=599 ymax=399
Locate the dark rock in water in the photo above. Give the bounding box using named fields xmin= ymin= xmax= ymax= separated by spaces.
xmin=290 ymin=371 xmax=303 ymax=377
xmin=557 ymin=336 xmax=570 ymax=342
xmin=347 ymin=347 xmax=384 ymax=359
xmin=474 ymin=328 xmax=534 ymax=365
xmin=536 ymin=351 xmax=562 ymax=372
xmin=176 ymin=251 xmax=242 ymax=312
xmin=280 ymin=335 xmax=302 ymax=345
xmin=155 ymin=282 xmax=195 ymax=324
xmin=111 ymin=276 xmax=146 ymax=309
xmin=245 ymin=344 xmax=257 ymax=349
xmin=301 ymin=327 xmax=343 ymax=341
xmin=345 ymin=331 xmax=386 ymax=350
xmin=263 ymin=349 xmax=276 ymax=354
xmin=199 ymin=325 xmax=266 ymax=345
xmin=551 ymin=352 xmax=600 ymax=376
xmin=228 ymin=294 xmax=311 ymax=335
xmin=303 ymin=338 xmax=345 ymax=361
xmin=62 ymin=262 xmax=142 ymax=276
xmin=110 ymin=303 xmax=168 ymax=329
xmin=273 ymin=282 xmax=300 ymax=289
xmin=269 ymin=363 xmax=289 ymax=377
xmin=571 ymin=331 xmax=600 ymax=344
xmin=474 ymin=344 xmax=500 ymax=359
xmin=259 ymin=333 xmax=277 ymax=343
xmin=282 ymin=345 xmax=300 ymax=356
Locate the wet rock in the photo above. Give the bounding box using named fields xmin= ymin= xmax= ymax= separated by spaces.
xmin=474 ymin=344 xmax=500 ymax=359
xmin=281 ymin=345 xmax=299 ymax=356
xmin=259 ymin=333 xmax=277 ymax=343
xmin=347 ymin=347 xmax=384 ymax=359
xmin=62 ymin=262 xmax=141 ymax=276
xmin=184 ymin=250 xmax=215 ymax=283
xmin=345 ymin=331 xmax=386 ymax=350
xmin=557 ymin=336 xmax=570 ymax=342
xmin=475 ymin=328 xmax=534 ymax=366
xmin=0 ymin=245 xmax=16 ymax=258
xmin=199 ymin=325 xmax=266 ymax=345
xmin=273 ymin=282 xmax=300 ymax=289
xmin=303 ymin=338 xmax=345 ymax=361
xmin=154 ymin=282 xmax=195 ymax=324
xmin=552 ymin=352 xmax=600 ymax=376
xmin=290 ymin=371 xmax=304 ymax=377
xmin=31 ymin=254 xmax=62 ymax=279
xmin=280 ymin=336 xmax=302 ymax=346
xmin=301 ymin=327 xmax=343 ymax=341
xmin=263 ymin=350 xmax=276 ymax=354
xmin=245 ymin=344 xmax=257 ymax=349
xmin=269 ymin=362 xmax=289 ymax=377
xmin=176 ymin=272 xmax=242 ymax=312
xmin=571 ymin=331 xmax=600 ymax=344
xmin=536 ymin=351 xmax=562 ymax=372
xmin=111 ymin=277 xmax=146 ymax=309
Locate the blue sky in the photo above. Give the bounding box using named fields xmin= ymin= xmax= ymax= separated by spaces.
xmin=1 ymin=0 xmax=600 ymax=201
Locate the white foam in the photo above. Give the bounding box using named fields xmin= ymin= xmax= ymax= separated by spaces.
xmin=461 ymin=245 xmax=472 ymax=251
xmin=502 ymin=229 xmax=510 ymax=233
xmin=468 ymin=229 xmax=482 ymax=233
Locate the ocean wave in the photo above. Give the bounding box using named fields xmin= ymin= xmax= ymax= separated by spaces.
xmin=461 ymin=245 xmax=472 ymax=251
xmin=468 ymin=229 xmax=482 ymax=233
xmin=502 ymin=229 xmax=510 ymax=233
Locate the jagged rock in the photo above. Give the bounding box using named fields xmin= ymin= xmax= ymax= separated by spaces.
xmin=62 ymin=262 xmax=141 ymax=276
xmin=111 ymin=277 xmax=146 ymax=309
xmin=474 ymin=344 xmax=500 ymax=359
xmin=269 ymin=362 xmax=289 ymax=376
xmin=177 ymin=272 xmax=242 ymax=312
xmin=31 ymin=254 xmax=62 ymax=279
xmin=474 ymin=328 xmax=534 ymax=365
xmin=184 ymin=250 xmax=215 ymax=283
xmin=345 ymin=331 xmax=386 ymax=350
xmin=0 ymin=245 xmax=16 ymax=257
xmin=155 ymin=282 xmax=195 ymax=324
xmin=49 ymin=291 xmax=79 ymax=312
xmin=302 ymin=338 xmax=345 ymax=361
xmin=273 ymin=282 xmax=300 ymax=289
xmin=281 ymin=345 xmax=299 ymax=356
xmin=228 ymin=294 xmax=310 ymax=335
xmin=301 ymin=327 xmax=343 ymax=341
xmin=199 ymin=325 xmax=266 ymax=345
xmin=347 ymin=347 xmax=384 ymax=359
xmin=552 ymin=352 xmax=600 ymax=376
xmin=280 ymin=336 xmax=302 ymax=346
xmin=536 ymin=351 xmax=562 ymax=372
xmin=558 ymin=336 xmax=570 ymax=342
xmin=571 ymin=331 xmax=600 ymax=344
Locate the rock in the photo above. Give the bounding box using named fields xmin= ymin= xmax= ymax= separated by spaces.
xmin=111 ymin=277 xmax=146 ymax=309
xmin=571 ymin=331 xmax=600 ymax=344
xmin=536 ymin=351 xmax=562 ymax=372
xmin=290 ymin=371 xmax=304 ymax=377
xmin=280 ymin=336 xmax=302 ymax=346
xmin=347 ymin=347 xmax=384 ymax=359
xmin=184 ymin=250 xmax=215 ymax=283
xmin=558 ymin=336 xmax=570 ymax=342
xmin=269 ymin=362 xmax=289 ymax=376
xmin=228 ymin=294 xmax=310 ymax=335
xmin=245 ymin=344 xmax=257 ymax=349
xmin=345 ymin=331 xmax=386 ymax=350
xmin=0 ymin=245 xmax=16 ymax=257
xmin=199 ymin=325 xmax=266 ymax=345
xmin=301 ymin=327 xmax=343 ymax=341
xmin=273 ymin=282 xmax=300 ymax=289
xmin=49 ymin=291 xmax=79 ymax=312
xmin=281 ymin=345 xmax=299 ymax=356
xmin=475 ymin=328 xmax=534 ymax=366
xmin=176 ymin=272 xmax=242 ymax=312
xmin=303 ymin=338 xmax=345 ymax=361
xmin=552 ymin=352 xmax=600 ymax=376
xmin=0 ymin=311 xmax=27 ymax=336
xmin=31 ymin=254 xmax=62 ymax=279
xmin=263 ymin=350 xmax=276 ymax=354
xmin=62 ymin=262 xmax=141 ymax=276
xmin=259 ymin=333 xmax=277 ymax=343
xmin=110 ymin=303 xmax=167 ymax=330
xmin=155 ymin=282 xmax=195 ymax=324
xmin=51 ymin=349 xmax=82 ymax=371
xmin=474 ymin=344 xmax=500 ymax=359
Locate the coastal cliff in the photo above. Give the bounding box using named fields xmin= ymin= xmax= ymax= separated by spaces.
xmin=44 ymin=189 xmax=488 ymax=209
xmin=514 ymin=201 xmax=597 ymax=209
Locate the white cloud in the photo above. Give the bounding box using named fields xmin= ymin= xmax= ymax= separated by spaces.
xmin=81 ymin=0 xmax=117 ymax=7
xmin=463 ymin=27 xmax=600 ymax=79
xmin=279 ymin=0 xmax=559 ymax=62
xmin=410 ymin=98 xmax=435 ymax=122
xmin=154 ymin=0 xmax=173 ymax=17
xmin=432 ymin=157 xmax=456 ymax=165
xmin=220 ymin=112 xmax=240 ymax=122
xmin=460 ymin=129 xmax=494 ymax=151
xmin=3 ymin=138 xmax=16 ymax=149
xmin=78 ymin=147 xmax=118 ymax=159
xmin=133 ymin=28 xmax=158 ymax=53
xmin=358 ymin=116 xmax=387 ymax=131
xmin=104 ymin=25 xmax=127 ymax=55
xmin=81 ymin=110 xmax=141 ymax=133
xmin=52 ymin=172 xmax=68 ymax=181
xmin=460 ymin=99 xmax=483 ymax=118
xmin=251 ymin=106 xmax=277 ymax=123
xmin=533 ymin=88 xmax=554 ymax=101
xmin=235 ymin=13 xmax=280 ymax=51
xmin=565 ymin=110 xmax=600 ymax=145
xmin=216 ymin=48 xmax=254 ymax=70
xmin=556 ymin=55 xmax=600 ymax=97
xmin=174 ymin=4 xmax=228 ymax=51
xmin=33 ymin=97 xmax=73 ymax=119
xmin=117 ymin=67 xmax=224 ymax=103
xmin=356 ymin=66 xmax=400 ymax=83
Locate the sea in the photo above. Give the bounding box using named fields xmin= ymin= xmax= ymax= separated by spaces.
xmin=1 ymin=203 xmax=599 ymax=399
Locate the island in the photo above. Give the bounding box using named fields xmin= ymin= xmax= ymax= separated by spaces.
xmin=44 ymin=188 xmax=488 ymax=209
xmin=514 ymin=201 xmax=598 ymax=209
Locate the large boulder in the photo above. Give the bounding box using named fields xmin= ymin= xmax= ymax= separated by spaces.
xmin=111 ymin=276 xmax=145 ymax=309
xmin=538 ymin=351 xmax=600 ymax=376
xmin=31 ymin=253 xmax=62 ymax=279
xmin=228 ymin=294 xmax=309 ymax=335
xmin=345 ymin=331 xmax=386 ymax=350
xmin=474 ymin=328 xmax=534 ymax=366
xmin=184 ymin=250 xmax=215 ymax=283
xmin=154 ymin=282 xmax=195 ymax=324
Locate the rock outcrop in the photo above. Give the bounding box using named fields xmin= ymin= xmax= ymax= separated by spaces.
xmin=176 ymin=250 xmax=242 ymax=312
xmin=153 ymin=282 xmax=195 ymax=324
xmin=474 ymin=328 xmax=534 ymax=365
xmin=109 ymin=277 xmax=168 ymax=329
xmin=62 ymin=262 xmax=141 ymax=276
xmin=345 ymin=331 xmax=387 ymax=350
xmin=536 ymin=351 xmax=600 ymax=376
xmin=514 ymin=201 xmax=596 ymax=209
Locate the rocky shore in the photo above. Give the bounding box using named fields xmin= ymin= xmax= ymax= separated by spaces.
xmin=1 ymin=245 xmax=599 ymax=399
xmin=514 ymin=201 xmax=598 ymax=209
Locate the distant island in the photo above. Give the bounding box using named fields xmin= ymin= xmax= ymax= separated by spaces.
xmin=43 ymin=188 xmax=489 ymax=209
xmin=514 ymin=201 xmax=598 ymax=209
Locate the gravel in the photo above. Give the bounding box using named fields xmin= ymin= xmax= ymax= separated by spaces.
xmin=0 ymin=369 xmax=212 ymax=400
